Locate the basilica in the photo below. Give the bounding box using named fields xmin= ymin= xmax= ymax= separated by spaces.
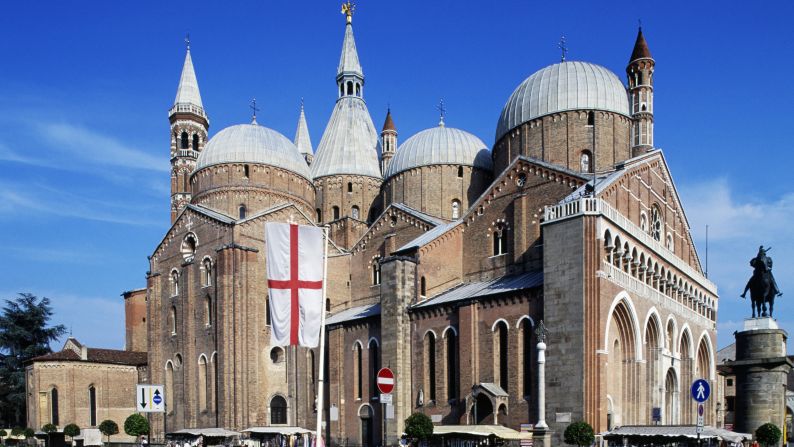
xmin=27 ymin=6 xmax=718 ymax=447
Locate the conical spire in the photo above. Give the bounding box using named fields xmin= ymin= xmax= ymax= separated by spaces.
xmin=629 ymin=27 xmax=653 ymax=63
xmin=174 ymin=45 xmax=204 ymax=109
xmin=337 ymin=21 xmax=363 ymax=79
xmin=294 ymin=101 xmax=313 ymax=157
xmin=382 ymin=108 xmax=396 ymax=132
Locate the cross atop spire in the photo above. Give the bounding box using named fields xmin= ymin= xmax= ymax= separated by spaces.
xmin=558 ymin=35 xmax=568 ymax=62
xmin=250 ymin=98 xmax=260 ymax=124
xmin=436 ymin=99 xmax=446 ymax=127
xmin=341 ymin=1 xmax=355 ymax=24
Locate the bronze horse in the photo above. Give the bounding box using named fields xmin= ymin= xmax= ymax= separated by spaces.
xmin=740 ymin=246 xmax=782 ymax=318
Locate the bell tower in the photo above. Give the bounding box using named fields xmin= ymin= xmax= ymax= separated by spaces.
xmin=627 ymin=26 xmax=654 ymax=156
xmin=169 ymin=37 xmax=209 ymax=223
xmin=380 ymin=109 xmax=397 ymax=174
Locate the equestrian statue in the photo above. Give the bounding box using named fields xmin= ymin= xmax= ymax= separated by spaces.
xmin=741 ymin=245 xmax=782 ymax=318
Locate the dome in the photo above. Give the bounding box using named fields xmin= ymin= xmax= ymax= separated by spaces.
xmin=384 ymin=125 xmax=492 ymax=179
xmin=495 ymin=61 xmax=630 ymax=142
xmin=196 ymin=123 xmax=311 ymax=181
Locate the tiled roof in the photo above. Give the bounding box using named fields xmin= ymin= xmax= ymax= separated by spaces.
xmin=629 ymin=27 xmax=653 ymax=62
xmin=325 ymin=303 xmax=380 ymax=326
xmin=31 ymin=348 xmax=147 ymax=366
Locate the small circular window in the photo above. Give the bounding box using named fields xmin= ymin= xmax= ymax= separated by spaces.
xmin=516 ymin=173 xmax=527 ymax=187
xmin=181 ymin=233 xmax=198 ymax=262
xmin=270 ymin=347 xmax=285 ymax=364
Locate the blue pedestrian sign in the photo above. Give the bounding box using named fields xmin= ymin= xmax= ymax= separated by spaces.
xmin=691 ymin=379 xmax=710 ymax=403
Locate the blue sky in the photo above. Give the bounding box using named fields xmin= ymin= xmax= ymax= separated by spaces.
xmin=0 ymin=1 xmax=792 ymax=352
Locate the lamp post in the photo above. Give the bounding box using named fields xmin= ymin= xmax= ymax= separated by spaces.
xmin=535 ymin=320 xmax=549 ymax=430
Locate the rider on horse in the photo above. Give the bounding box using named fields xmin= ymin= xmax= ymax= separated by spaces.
xmin=741 ymin=246 xmax=782 ymax=298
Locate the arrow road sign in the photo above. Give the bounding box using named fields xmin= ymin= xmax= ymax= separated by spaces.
xmin=137 ymin=385 xmax=165 ymax=413
xmin=690 ymin=379 xmax=710 ymax=403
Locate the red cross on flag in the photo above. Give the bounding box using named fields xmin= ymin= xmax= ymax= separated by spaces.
xmin=265 ymin=222 xmax=325 ymax=347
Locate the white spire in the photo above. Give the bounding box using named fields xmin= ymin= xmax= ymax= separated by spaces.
xmin=174 ymin=46 xmax=204 ymax=109
xmin=337 ymin=22 xmax=363 ymax=79
xmin=294 ymin=100 xmax=313 ymax=156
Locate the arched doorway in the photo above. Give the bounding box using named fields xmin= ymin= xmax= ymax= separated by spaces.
xmin=474 ymin=393 xmax=493 ymax=424
xmin=359 ymin=405 xmax=374 ymax=447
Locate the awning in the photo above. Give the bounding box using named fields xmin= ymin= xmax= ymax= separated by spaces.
xmin=602 ymin=426 xmax=751 ymax=443
xmin=431 ymin=425 xmax=533 ymax=440
xmin=168 ymin=428 xmax=241 ymax=437
xmin=243 ymin=427 xmax=313 ymax=436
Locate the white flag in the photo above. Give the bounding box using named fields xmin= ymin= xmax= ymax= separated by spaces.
xmin=265 ymin=222 xmax=325 ymax=347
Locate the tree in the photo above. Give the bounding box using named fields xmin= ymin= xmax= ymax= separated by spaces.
xmin=123 ymin=414 xmax=149 ymax=438
xmin=42 ymin=423 xmax=57 ymax=447
xmin=22 ymin=429 xmax=34 ymax=439
xmin=63 ymin=424 xmax=80 ymax=444
xmin=0 ymin=294 xmax=66 ymax=427
xmin=404 ymin=412 xmax=433 ymax=444
xmin=99 ymin=420 xmax=119 ymax=443
xmin=756 ymin=423 xmax=782 ymax=447
xmin=564 ymin=421 xmax=595 ymax=447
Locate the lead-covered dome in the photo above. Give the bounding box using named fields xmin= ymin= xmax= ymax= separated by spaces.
xmin=384 ymin=125 xmax=492 ymax=179
xmin=196 ymin=123 xmax=311 ymax=181
xmin=495 ymin=61 xmax=630 ymax=142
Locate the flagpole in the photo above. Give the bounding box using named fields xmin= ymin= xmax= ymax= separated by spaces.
xmin=315 ymin=226 xmax=330 ymax=447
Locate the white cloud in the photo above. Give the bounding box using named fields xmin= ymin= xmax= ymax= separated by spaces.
xmin=680 ymin=178 xmax=794 ymax=351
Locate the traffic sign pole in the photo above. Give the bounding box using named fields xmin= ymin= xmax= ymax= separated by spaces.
xmin=376 ymin=368 xmax=395 ymax=446
xmin=690 ymin=379 xmax=710 ymax=447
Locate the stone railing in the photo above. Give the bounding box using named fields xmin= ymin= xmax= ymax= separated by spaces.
xmin=602 ymin=262 xmax=715 ymax=330
xmin=544 ymin=197 xmax=716 ymax=295
xmin=168 ymin=103 xmax=208 ymax=120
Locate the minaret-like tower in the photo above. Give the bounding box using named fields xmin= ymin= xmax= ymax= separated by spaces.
xmin=169 ymin=38 xmax=208 ymax=223
xmin=294 ymin=100 xmax=314 ymax=165
xmin=380 ymin=109 xmax=397 ymax=174
xmin=627 ymin=26 xmax=654 ymax=156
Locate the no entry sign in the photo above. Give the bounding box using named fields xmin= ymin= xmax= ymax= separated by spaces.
xmin=376 ymin=367 xmax=395 ymax=394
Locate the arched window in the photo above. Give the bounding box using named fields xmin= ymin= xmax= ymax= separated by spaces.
xmin=192 ymin=134 xmax=199 ymax=151
xmin=181 ymin=234 xmax=197 ymax=262
xmin=360 ymin=405 xmax=374 ymax=447
xmin=457 ymin=166 xmax=464 ymax=178
xmin=420 ymin=276 xmax=427 ymax=297
xmin=198 ymin=355 xmax=208 ymax=411
xmin=493 ymin=225 xmax=506 ymax=256
xmin=170 ymin=306 xmax=177 ymax=335
xmin=372 ymin=258 xmax=381 ymax=285
xmin=325 ymin=298 xmax=331 ymax=313
xmin=451 ymin=200 xmax=460 ymax=219
xmin=368 ymin=340 xmax=379 ymax=398
xmin=316 ymin=208 xmax=322 ymax=222
xmin=346 ymin=81 xmax=353 ymax=96
xmin=339 ymin=84 xmax=344 ymax=97
xmin=355 ymin=83 xmax=361 ymax=96
xmin=239 ymin=205 xmax=247 ymax=219
xmin=446 ymin=330 xmax=458 ymax=401
xmin=265 ymin=298 xmax=271 ymax=326
xmin=50 ymin=387 xmax=59 ymax=425
xmin=332 ymin=206 xmax=340 ymax=220
xmin=587 ymin=111 xmax=595 ymax=126
xmin=203 ymin=258 xmax=212 ymax=287
xmin=171 ymin=270 xmax=179 ymax=296
xmin=580 ymin=150 xmax=593 ymax=173
xmin=666 ymin=233 xmax=674 ymax=251
xmin=651 ymin=205 xmax=662 ymax=241
xmin=165 ymin=362 xmax=174 ymax=411
xmin=354 ymin=343 xmax=363 ymax=399
xmin=495 ymin=321 xmax=509 ymax=391
xmin=204 ymin=296 xmax=211 ymax=326
xmin=243 ymin=164 xmax=250 ymax=178
xmin=88 ymin=385 xmax=97 ymax=426
xmin=424 ymin=332 xmax=436 ymax=402
xmin=180 ymin=132 xmax=189 ymax=149
xmin=521 ymin=319 xmax=532 ymax=398
xmin=352 ymin=205 xmax=360 ymax=220
xmin=640 ymin=211 xmax=648 ymax=232
xmin=270 ymin=395 xmax=288 ymax=425
xmin=348 ymin=182 xmax=353 ymax=193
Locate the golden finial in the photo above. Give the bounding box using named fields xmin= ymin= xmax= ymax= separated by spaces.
xmin=341 ymin=1 xmax=355 ymax=24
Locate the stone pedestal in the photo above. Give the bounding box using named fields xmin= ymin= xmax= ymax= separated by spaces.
xmin=725 ymin=318 xmax=792 ymax=436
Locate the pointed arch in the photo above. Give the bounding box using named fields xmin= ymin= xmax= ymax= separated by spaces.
xmin=603 ymin=291 xmax=643 ymax=360
xmin=643 ymin=307 xmax=663 ymax=347
xmin=696 ymin=331 xmax=715 ymax=381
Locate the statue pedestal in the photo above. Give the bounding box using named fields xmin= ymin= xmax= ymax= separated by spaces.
xmin=724 ymin=319 xmax=792 ymax=435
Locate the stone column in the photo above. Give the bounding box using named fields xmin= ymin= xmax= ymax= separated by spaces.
xmin=726 ymin=318 xmax=793 ymax=435
xmin=534 ymin=321 xmax=551 ymax=447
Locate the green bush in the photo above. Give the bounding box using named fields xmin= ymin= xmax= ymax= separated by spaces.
xmin=404 ymin=412 xmax=434 ymax=442
xmin=22 ymin=429 xmax=34 ymax=439
xmin=564 ymin=421 xmax=595 ymax=447
xmin=63 ymin=424 xmax=80 ymax=441
xmin=756 ymin=423 xmax=782 ymax=447
xmin=123 ymin=414 xmax=150 ymax=438
xmin=99 ymin=420 xmax=119 ymax=442
xmin=9 ymin=429 xmax=22 ymax=438
xmin=41 ymin=424 xmax=57 ymax=434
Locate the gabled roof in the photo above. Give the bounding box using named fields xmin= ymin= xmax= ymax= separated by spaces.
xmin=395 ymin=220 xmax=459 ymax=254
xmin=411 ymin=271 xmax=543 ymax=309
xmin=31 ymin=344 xmax=147 ymax=367
xmin=349 ymin=202 xmax=444 ymax=253
xmin=174 ymin=48 xmax=203 ymax=108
